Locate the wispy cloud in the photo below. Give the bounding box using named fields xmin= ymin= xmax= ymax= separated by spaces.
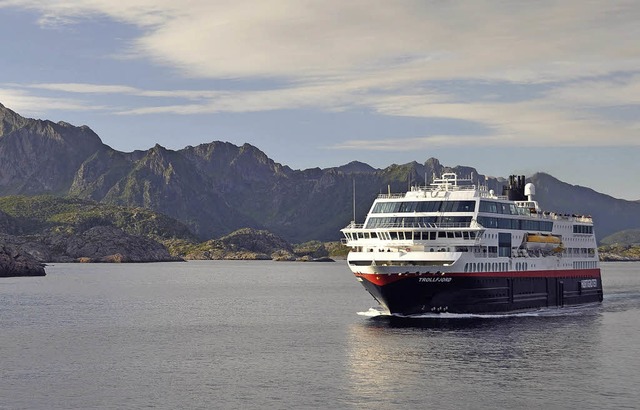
xmin=0 ymin=88 xmax=107 ymax=115
xmin=1 ymin=1 xmax=640 ymax=149
xmin=4 ymin=0 xmax=639 ymax=82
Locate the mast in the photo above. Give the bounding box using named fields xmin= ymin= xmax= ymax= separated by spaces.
xmin=352 ymin=178 xmax=356 ymax=223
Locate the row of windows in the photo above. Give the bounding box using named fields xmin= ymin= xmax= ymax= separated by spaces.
xmin=346 ymin=230 xmax=480 ymax=241
xmin=573 ymin=225 xmax=593 ymax=234
xmin=573 ymin=261 xmax=598 ymax=269
xmin=365 ymin=216 xmax=472 ymax=229
xmin=371 ymin=200 xmax=476 ymax=214
xmin=464 ymin=262 xmax=509 ymax=273
xmin=479 ymin=200 xmax=521 ymax=215
xmin=565 ymin=248 xmax=596 ymax=256
xmin=477 ymin=216 xmax=553 ymax=232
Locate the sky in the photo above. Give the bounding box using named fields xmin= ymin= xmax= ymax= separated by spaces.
xmin=0 ymin=1 xmax=639 ymax=200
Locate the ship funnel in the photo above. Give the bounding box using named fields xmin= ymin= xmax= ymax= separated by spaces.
xmin=502 ymin=175 xmax=527 ymax=201
xmin=525 ymin=183 xmax=536 ymax=201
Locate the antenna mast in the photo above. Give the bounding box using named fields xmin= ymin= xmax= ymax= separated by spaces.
xmin=352 ymin=178 xmax=356 ymax=223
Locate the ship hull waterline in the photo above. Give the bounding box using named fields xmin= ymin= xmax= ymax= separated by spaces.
xmin=354 ymin=268 xmax=603 ymax=315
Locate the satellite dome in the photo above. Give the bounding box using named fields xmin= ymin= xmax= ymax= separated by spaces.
xmin=525 ymin=183 xmax=536 ymax=198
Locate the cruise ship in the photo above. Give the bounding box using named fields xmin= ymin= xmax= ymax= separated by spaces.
xmin=341 ymin=173 xmax=603 ymax=315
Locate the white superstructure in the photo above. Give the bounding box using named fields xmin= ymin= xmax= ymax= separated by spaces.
xmin=341 ymin=173 xmax=599 ymax=276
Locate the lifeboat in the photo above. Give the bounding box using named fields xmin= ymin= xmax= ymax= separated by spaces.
xmin=524 ymin=233 xmax=562 ymax=251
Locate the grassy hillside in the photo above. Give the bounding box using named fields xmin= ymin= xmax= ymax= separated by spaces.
xmin=600 ymin=229 xmax=640 ymax=246
xmin=0 ymin=195 xmax=196 ymax=242
xmin=0 ymin=195 xmax=349 ymax=260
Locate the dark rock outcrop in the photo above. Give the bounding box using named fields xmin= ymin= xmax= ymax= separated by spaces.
xmin=0 ymin=241 xmax=45 ymax=277
xmin=184 ymin=228 xmax=294 ymax=260
xmin=64 ymin=225 xmax=179 ymax=262
xmin=1 ymin=226 xmax=180 ymax=264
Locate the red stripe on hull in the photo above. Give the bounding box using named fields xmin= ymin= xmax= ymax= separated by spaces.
xmin=355 ymin=268 xmax=601 ymax=286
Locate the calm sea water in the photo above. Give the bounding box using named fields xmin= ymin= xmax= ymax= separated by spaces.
xmin=1 ymin=261 xmax=639 ymax=409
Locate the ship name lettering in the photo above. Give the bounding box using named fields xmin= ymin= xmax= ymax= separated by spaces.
xmin=419 ymin=277 xmax=452 ymax=283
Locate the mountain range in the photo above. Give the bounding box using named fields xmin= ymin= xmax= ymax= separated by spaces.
xmin=1 ymin=102 xmax=639 ymax=243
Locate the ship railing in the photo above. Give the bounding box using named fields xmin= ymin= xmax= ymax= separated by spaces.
xmin=342 ymin=222 xmax=473 ymax=230
xmin=377 ymin=193 xmax=406 ymax=199
xmin=545 ymin=213 xmax=593 ymax=223
xmin=377 ymin=184 xmax=478 ymax=198
xmin=342 ymin=222 xmax=365 ymax=230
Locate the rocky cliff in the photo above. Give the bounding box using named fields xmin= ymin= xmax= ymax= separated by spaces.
xmin=0 ymin=240 xmax=45 ymax=277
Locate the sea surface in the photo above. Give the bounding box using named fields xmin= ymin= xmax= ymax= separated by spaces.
xmin=1 ymin=261 xmax=639 ymax=409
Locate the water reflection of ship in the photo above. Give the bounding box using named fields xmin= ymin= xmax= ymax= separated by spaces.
xmin=345 ymin=312 xmax=601 ymax=406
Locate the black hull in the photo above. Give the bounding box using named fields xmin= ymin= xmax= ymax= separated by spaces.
xmin=357 ymin=270 xmax=603 ymax=315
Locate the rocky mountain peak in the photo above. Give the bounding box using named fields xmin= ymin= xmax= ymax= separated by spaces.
xmin=335 ymin=161 xmax=377 ymax=174
xmin=0 ymin=102 xmax=30 ymax=137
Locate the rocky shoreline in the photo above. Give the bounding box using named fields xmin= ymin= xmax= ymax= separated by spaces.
xmin=599 ymin=254 xmax=640 ymax=262
xmin=0 ymin=242 xmax=45 ymax=277
xmin=0 ymin=226 xmax=180 ymax=265
xmin=0 ymin=227 xmax=344 ymax=268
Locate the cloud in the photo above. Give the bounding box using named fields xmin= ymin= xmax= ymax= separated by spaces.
xmin=2 ymin=1 xmax=640 ymax=149
xmin=0 ymin=88 xmax=107 ymax=115
xmin=3 ymin=0 xmax=639 ymax=83
xmin=26 ymin=83 xmax=140 ymax=94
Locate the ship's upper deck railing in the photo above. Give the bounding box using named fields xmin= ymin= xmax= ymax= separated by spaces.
xmin=377 ymin=193 xmax=407 ymax=199
xmin=341 ymin=222 xmax=477 ymax=230
xmin=374 ymin=173 xmax=507 ymax=199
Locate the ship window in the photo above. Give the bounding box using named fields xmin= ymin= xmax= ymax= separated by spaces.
xmin=390 ymin=232 xmax=398 ymax=240
xmin=416 ymin=201 xmax=443 ymax=212
xmin=573 ymin=225 xmax=593 ymax=234
xmin=372 ymin=202 xmax=401 ymax=213
xmin=455 ymin=231 xmax=462 ymax=238
xmin=479 ymin=201 xmax=498 ymax=213
xmin=399 ymin=202 xmax=417 ymax=212
xmin=438 ymin=232 xmax=446 ymax=238
xmin=447 ymin=232 xmax=454 ymax=238
xmin=441 ymin=201 xmax=476 ymax=213
xmin=429 ymin=232 xmax=436 ymax=240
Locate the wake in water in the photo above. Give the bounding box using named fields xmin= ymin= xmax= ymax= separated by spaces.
xmin=357 ymin=303 xmax=602 ymax=319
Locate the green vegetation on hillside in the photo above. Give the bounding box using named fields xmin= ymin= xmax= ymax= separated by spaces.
xmin=600 ymin=229 xmax=640 ymax=246
xmin=0 ymin=195 xmax=349 ymax=261
xmin=0 ymin=195 xmax=196 ymax=241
